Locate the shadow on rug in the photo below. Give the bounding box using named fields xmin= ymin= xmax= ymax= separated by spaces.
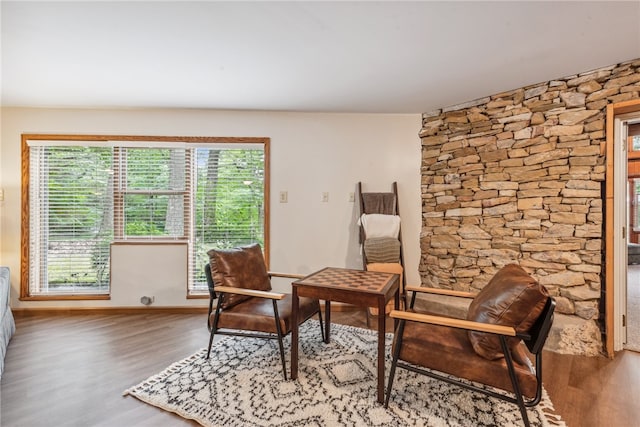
xmin=124 ymin=321 xmax=565 ymax=427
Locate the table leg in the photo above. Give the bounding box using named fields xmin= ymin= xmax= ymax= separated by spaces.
xmin=324 ymin=300 xmax=331 ymax=343
xmin=291 ymin=286 xmax=299 ymax=380
xmin=377 ymin=297 xmax=385 ymax=404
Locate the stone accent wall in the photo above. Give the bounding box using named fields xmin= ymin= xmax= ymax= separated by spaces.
xmin=419 ymin=58 xmax=640 ymax=355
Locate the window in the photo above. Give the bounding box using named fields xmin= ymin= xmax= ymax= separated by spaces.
xmin=21 ymin=135 xmax=268 ymax=299
xmin=190 ymin=147 xmax=266 ymax=294
xmin=27 ymin=144 xmax=113 ymax=296
xmin=115 ymin=147 xmax=190 ymax=240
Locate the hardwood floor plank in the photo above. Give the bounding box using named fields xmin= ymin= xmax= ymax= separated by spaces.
xmin=1 ymin=310 xmax=639 ymax=426
xmin=2 ymin=313 xmax=207 ymax=426
xmin=542 ymin=350 xmax=640 ymax=427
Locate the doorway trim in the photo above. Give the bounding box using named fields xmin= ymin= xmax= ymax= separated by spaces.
xmin=605 ymin=99 xmax=640 ymax=357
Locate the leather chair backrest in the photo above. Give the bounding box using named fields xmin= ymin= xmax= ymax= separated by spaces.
xmin=467 ymin=264 xmax=550 ymax=360
xmin=207 ymin=243 xmax=271 ymax=309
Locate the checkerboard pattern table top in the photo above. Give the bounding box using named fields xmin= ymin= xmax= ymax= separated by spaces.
xmin=294 ymin=267 xmax=397 ymax=294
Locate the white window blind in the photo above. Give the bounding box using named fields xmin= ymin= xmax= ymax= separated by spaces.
xmin=29 ymin=145 xmax=113 ymax=295
xmin=189 ymin=148 xmax=265 ymax=294
xmin=114 ymin=147 xmax=190 ymax=240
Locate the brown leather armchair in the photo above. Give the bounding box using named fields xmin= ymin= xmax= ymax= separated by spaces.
xmin=205 ymin=243 xmax=324 ymax=380
xmin=385 ymin=264 xmax=555 ymax=427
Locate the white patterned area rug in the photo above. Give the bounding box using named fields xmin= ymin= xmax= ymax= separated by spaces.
xmin=124 ymin=321 xmax=565 ymax=427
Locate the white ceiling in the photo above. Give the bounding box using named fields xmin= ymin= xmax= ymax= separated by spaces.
xmin=2 ymin=1 xmax=639 ymax=114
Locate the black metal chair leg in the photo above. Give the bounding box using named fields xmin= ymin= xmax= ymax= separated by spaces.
xmin=385 ymin=319 xmax=406 ymax=407
xmin=206 ymin=328 xmax=216 ymax=359
xmin=384 ymin=361 xmax=398 ymax=407
xmin=272 ymin=300 xmax=288 ymax=380
xmin=500 ymin=336 xmax=530 ymax=427
xmin=276 ymin=333 xmax=287 ymax=380
xmin=409 ymin=290 xmax=417 ymax=309
xmin=206 ymin=294 xmax=225 ymax=359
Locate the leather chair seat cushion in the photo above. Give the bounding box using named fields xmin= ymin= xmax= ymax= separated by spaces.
xmin=208 ymin=244 xmax=271 ymax=309
xmin=396 ymin=317 xmax=538 ymax=398
xmin=213 ymin=294 xmax=320 ymax=334
xmin=467 ymin=264 xmax=549 ymax=360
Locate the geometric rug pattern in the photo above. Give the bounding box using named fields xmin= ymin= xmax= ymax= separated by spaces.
xmin=124 ymin=321 xmax=565 ymax=427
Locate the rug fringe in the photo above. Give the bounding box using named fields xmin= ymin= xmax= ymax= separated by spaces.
xmin=125 ymin=392 xmax=212 ymax=427
xmin=537 ymin=388 xmax=567 ymax=427
xmin=123 ymin=349 xmax=207 ymax=397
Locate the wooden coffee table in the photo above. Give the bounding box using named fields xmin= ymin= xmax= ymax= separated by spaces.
xmin=290 ymin=267 xmax=400 ymax=404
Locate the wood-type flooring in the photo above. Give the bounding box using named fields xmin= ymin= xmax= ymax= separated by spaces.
xmin=1 ymin=309 xmax=639 ymax=427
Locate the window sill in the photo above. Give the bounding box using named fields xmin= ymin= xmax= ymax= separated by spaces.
xmin=111 ymin=239 xmax=188 ymax=245
xmin=187 ymin=293 xmax=209 ymax=299
xmin=19 ymin=294 xmax=111 ymax=301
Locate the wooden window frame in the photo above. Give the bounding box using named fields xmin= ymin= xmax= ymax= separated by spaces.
xmin=21 ymin=134 xmax=270 ymax=301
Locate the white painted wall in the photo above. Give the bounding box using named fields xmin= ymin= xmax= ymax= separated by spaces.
xmin=110 ymin=243 xmax=189 ymax=307
xmin=0 ymin=107 xmax=421 ymax=308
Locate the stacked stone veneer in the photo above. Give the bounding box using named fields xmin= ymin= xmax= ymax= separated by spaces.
xmin=419 ymin=58 xmax=640 ymax=355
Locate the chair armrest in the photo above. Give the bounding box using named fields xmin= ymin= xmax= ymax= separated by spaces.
xmin=268 ymin=271 xmax=306 ymax=279
xmin=405 ymin=285 xmax=475 ymax=299
xmin=389 ymin=310 xmax=516 ymax=336
xmin=214 ymin=286 xmax=286 ymax=300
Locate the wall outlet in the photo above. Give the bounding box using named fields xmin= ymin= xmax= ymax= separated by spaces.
xmin=140 ymin=295 xmax=155 ymax=305
xmin=279 ymin=191 xmax=288 ymax=203
xmin=321 ymin=192 xmax=329 ymax=202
